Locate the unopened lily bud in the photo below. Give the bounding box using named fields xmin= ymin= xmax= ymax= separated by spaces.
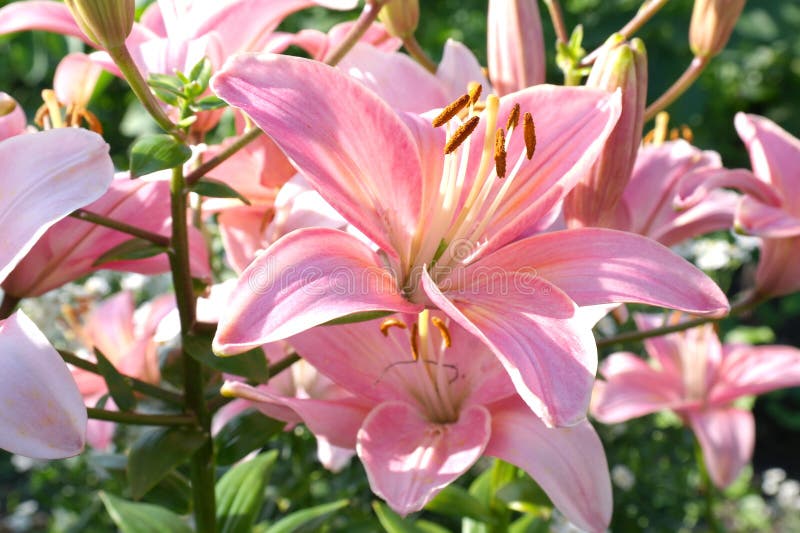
xmin=689 ymin=0 xmax=746 ymax=58
xmin=378 ymin=0 xmax=419 ymax=39
xmin=565 ymin=35 xmax=647 ymax=228
xmin=487 ymin=0 xmax=545 ymax=95
xmin=64 ymin=0 xmax=134 ymax=50
xmin=0 ymin=93 xmax=26 ymax=141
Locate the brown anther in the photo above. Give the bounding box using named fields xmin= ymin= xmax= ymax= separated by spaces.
xmin=82 ymin=109 xmax=104 ymax=134
xmin=523 ymin=112 xmax=536 ymax=159
xmin=681 ymin=125 xmax=694 ymax=144
xmin=431 ymin=317 xmax=452 ymax=348
xmin=432 ymin=94 xmax=470 ymax=128
xmin=669 ymin=127 xmax=680 ymax=140
xmin=444 ymin=116 xmax=480 ymax=154
xmin=506 ymin=103 xmax=520 ymax=130
xmin=494 ymin=128 xmax=507 ymax=179
xmin=642 ymin=129 xmax=655 ymax=145
xmin=410 ymin=323 xmax=420 ymax=361
xmin=467 ymin=82 xmax=483 ymax=105
xmin=379 ymin=318 xmax=408 ymax=337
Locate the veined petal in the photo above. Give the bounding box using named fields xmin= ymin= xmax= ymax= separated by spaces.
xmin=736 ymin=196 xmax=800 ymax=238
xmin=485 ymin=397 xmax=612 ymax=533
xmin=652 ymin=189 xmax=739 ymax=247
xmin=0 ymin=311 xmax=86 ymax=459
xmin=755 ymin=236 xmax=800 ymax=297
xmin=211 ymin=53 xmax=423 ymax=262
xmin=511 ymin=228 xmax=729 ymax=316
xmin=591 ymin=352 xmax=683 ymax=424
xmin=0 ymin=128 xmax=113 ymax=284
xmin=422 ymin=268 xmax=597 ymax=427
xmin=436 ymin=39 xmax=489 ymax=99
xmin=358 ymin=401 xmax=491 ymax=515
xmin=674 ymin=167 xmax=779 ymax=210
xmin=688 ymin=408 xmax=754 ymax=489
xmin=214 ymin=228 xmax=421 ymax=354
xmin=711 ymin=345 xmax=800 ymax=405
xmin=218 ymin=207 xmax=270 ymax=274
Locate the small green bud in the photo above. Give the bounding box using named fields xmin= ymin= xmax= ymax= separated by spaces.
xmin=64 ymin=0 xmax=135 ymax=50
xmin=378 ymin=0 xmax=419 ymax=39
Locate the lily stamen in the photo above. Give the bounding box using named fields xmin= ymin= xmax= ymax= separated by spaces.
xmin=444 ymin=116 xmax=480 ymax=154
xmin=380 ymin=317 xmax=408 ymax=336
xmin=523 ymin=111 xmax=536 ymax=159
xmin=432 ymin=94 xmax=470 ymax=128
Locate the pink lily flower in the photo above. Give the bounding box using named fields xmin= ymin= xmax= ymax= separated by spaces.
xmin=0 ymin=310 xmax=87 ymax=459
xmin=0 ymin=92 xmax=27 ymax=140
xmin=224 ymin=313 xmax=613 ymax=532
xmin=70 ymin=291 xmax=175 ymax=450
xmin=3 ymin=173 xmax=210 ymax=298
xmin=733 ymin=113 xmax=800 ymax=297
xmin=211 ymin=54 xmax=728 ymax=427
xmin=592 ymin=313 xmax=800 ymax=488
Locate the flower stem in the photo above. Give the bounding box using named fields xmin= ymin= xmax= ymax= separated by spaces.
xmin=87 ymin=407 xmax=195 ymax=426
xmin=581 ymin=0 xmax=671 ymax=66
xmin=169 ymin=166 xmax=216 ymax=533
xmin=695 ymin=440 xmax=723 ymax=533
xmin=543 ymin=0 xmax=569 ymax=45
xmin=644 ymin=55 xmax=709 ymax=122
xmin=324 ymin=1 xmax=386 ymax=66
xmin=403 ymin=34 xmax=437 ymax=73
xmin=184 ymin=128 xmax=263 ymax=187
xmin=107 ymin=44 xmax=180 ymax=138
xmin=0 ymin=293 xmax=21 ymax=320
xmin=70 ymin=209 xmax=170 ymax=246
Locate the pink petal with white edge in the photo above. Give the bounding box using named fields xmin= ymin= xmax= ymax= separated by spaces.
xmin=515 ymin=228 xmax=729 ymax=316
xmin=214 ymin=228 xmax=421 ymax=354
xmin=485 ymin=397 xmax=612 ymax=533
xmin=688 ymin=408 xmax=755 ymax=489
xmin=212 ymin=54 xmax=423 ymax=262
xmin=736 ymin=196 xmax=800 ymax=238
xmin=0 ymin=311 xmax=86 ymax=458
xmin=711 ymin=344 xmax=800 ymax=405
xmin=357 ymin=401 xmax=491 ymax=515
xmin=422 ymin=268 xmax=597 ymax=427
xmin=591 ymin=352 xmax=684 ymax=424
xmin=0 ymin=128 xmax=112 ymax=283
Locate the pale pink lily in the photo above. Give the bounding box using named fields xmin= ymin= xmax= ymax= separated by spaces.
xmin=224 ymin=313 xmax=613 ymax=532
xmin=733 ymin=113 xmax=800 ymax=297
xmin=53 ymin=52 xmax=102 ymax=111
xmin=592 ymin=313 xmax=800 ymax=488
xmin=0 ymin=93 xmax=27 ymax=140
xmin=70 ymin=291 xmax=175 ymax=450
xmin=289 ymin=19 xmax=401 ymax=62
xmin=3 ymin=173 xmax=210 ymax=298
xmin=211 ymin=54 xmax=728 ymax=427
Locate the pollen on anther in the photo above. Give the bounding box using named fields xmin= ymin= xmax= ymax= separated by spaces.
xmin=379 ymin=318 xmax=407 ymax=336
xmin=506 ymin=103 xmax=520 ymax=130
xmin=444 ymin=116 xmax=480 ymax=154
xmin=431 ymin=317 xmax=452 ymax=348
xmin=523 ymin=112 xmax=536 ymax=160
xmin=468 ymin=82 xmax=483 ymax=105
xmin=432 ymin=94 xmax=470 ymax=128
xmin=494 ymin=128 xmax=507 ymax=179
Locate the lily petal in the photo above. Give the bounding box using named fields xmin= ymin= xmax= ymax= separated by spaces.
xmin=755 ymin=236 xmax=800 ymax=297
xmin=436 ymin=39 xmax=489 ymax=99
xmin=711 ymin=345 xmax=800 ymax=405
xmin=214 ymin=228 xmax=421 ymax=354
xmin=688 ymin=408 xmax=754 ymax=489
xmin=357 ymin=401 xmax=491 ymax=515
xmin=736 ymin=196 xmax=800 ymax=238
xmin=0 ymin=311 xmax=86 ymax=458
xmin=485 ymin=397 xmax=612 ymax=533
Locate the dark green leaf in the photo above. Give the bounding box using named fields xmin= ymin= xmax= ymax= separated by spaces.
xmin=323 ymin=310 xmax=394 ymax=326
xmin=184 ymin=334 xmax=269 ymax=383
xmin=216 ymin=451 xmax=278 ymax=533
xmin=425 ymin=485 xmax=493 ymax=523
xmin=93 ymin=348 xmax=136 ymax=411
xmin=266 ymin=499 xmax=349 ymax=533
xmin=127 ymin=427 xmax=205 ymax=499
xmin=99 ymin=492 xmax=192 ymax=533
xmin=129 ymin=134 xmax=191 ymax=178
xmin=92 ymin=238 xmax=167 ymax=267
xmin=215 ymin=409 xmax=285 ymax=466
xmin=193 ymin=177 xmax=251 ymax=205
xmin=142 ymin=471 xmax=193 ymax=515
xmin=192 ymin=95 xmax=227 ymax=111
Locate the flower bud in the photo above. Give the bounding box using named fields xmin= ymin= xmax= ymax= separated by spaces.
xmin=378 ymin=0 xmax=419 ymax=39
xmin=565 ymin=35 xmax=647 ymax=228
xmin=64 ymin=0 xmax=134 ymax=50
xmin=689 ymin=0 xmax=746 ymax=58
xmin=487 ymin=0 xmax=545 ymax=95
xmin=0 ymin=93 xmax=26 ymax=142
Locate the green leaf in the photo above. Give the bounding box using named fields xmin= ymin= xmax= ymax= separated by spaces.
xmin=99 ymin=492 xmax=192 ymax=533
xmin=216 ymin=451 xmax=279 ymax=533
xmin=148 ymin=73 xmax=183 ymax=92
xmin=266 ymin=499 xmax=349 ymax=533
xmin=192 ymin=95 xmax=227 ymax=111
xmin=185 ymin=334 xmax=270 ymax=383
xmin=215 ymin=409 xmax=285 ymax=466
xmin=142 ymin=471 xmax=193 ymax=515
xmin=425 ymin=485 xmax=493 ymax=523
xmin=495 ymin=478 xmax=552 ymax=514
xmin=508 ymin=514 xmax=551 ymax=533
xmin=93 ymin=348 xmax=136 ymax=411
xmin=323 ymin=310 xmax=394 ymax=326
xmin=127 ymin=426 xmax=205 ymax=499
xmin=175 ymin=115 xmax=198 ymax=129
xmin=372 ymin=502 xmax=428 ymax=533
xmin=92 ymin=238 xmax=167 ymax=267
xmin=193 ymin=177 xmax=251 ymax=205
xmin=129 ymin=134 xmax=191 ymax=178
xmin=189 ymin=57 xmax=213 ymax=92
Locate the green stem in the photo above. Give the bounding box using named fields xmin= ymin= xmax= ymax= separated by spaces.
xmin=168 ymin=166 xmax=216 ymax=533
xmin=543 ymin=0 xmax=569 ymax=45
xmin=87 ymin=407 xmax=195 ymax=426
xmin=403 ymin=34 xmax=437 ymax=73
xmin=70 ymin=209 xmax=170 ymax=246
xmin=595 ymin=294 xmax=762 ymax=349
xmin=695 ymin=440 xmax=724 ymax=533
xmin=323 ymin=1 xmax=386 ymax=66
xmin=107 ymin=44 xmax=180 ymax=137
xmin=0 ymin=293 xmax=21 ymax=320
xmin=270 ymin=352 xmax=301 ymax=378
xmin=58 ymin=350 xmax=184 ymax=405
xmin=644 ymin=55 xmax=709 ymax=122
xmin=184 ymin=128 xmax=263 ymax=187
